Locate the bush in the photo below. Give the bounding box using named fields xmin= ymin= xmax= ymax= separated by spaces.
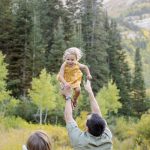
xmin=0 ymin=116 xmax=28 ymax=130
xmin=14 ymin=100 xmax=37 ymax=122
xmin=135 ymin=112 xmax=150 ymax=148
xmin=76 ymin=111 xmax=88 ymax=130
xmin=113 ymin=117 xmax=136 ymax=141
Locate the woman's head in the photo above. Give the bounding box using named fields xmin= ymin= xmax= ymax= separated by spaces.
xmin=26 ymin=131 xmax=51 ymax=150
xmin=63 ymin=47 xmax=83 ymax=62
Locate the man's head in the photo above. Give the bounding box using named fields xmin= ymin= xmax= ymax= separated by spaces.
xmin=86 ymin=113 xmax=106 ymax=137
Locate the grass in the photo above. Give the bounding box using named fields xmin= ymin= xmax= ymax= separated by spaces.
xmin=0 ymin=116 xmax=72 ymax=150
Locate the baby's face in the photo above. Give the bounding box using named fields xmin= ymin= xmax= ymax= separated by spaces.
xmin=65 ymin=54 xmax=77 ymax=67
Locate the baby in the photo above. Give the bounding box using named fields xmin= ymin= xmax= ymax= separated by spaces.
xmin=57 ymin=47 xmax=92 ymax=107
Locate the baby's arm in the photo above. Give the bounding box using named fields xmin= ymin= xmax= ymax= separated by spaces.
xmin=58 ymin=63 xmax=70 ymax=87
xmin=78 ymin=63 xmax=92 ymax=80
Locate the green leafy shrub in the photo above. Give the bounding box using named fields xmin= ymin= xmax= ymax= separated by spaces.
xmin=0 ymin=116 xmax=28 ymax=130
xmin=135 ymin=112 xmax=150 ymax=148
xmin=113 ymin=117 xmax=136 ymax=140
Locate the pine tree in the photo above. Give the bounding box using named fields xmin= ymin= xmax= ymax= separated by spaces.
xmin=132 ymin=48 xmax=147 ymax=117
xmin=107 ymin=19 xmax=132 ymax=116
xmin=7 ymin=0 xmax=33 ymax=97
xmin=81 ymin=0 xmax=109 ymax=93
xmin=39 ymin=0 xmax=64 ymax=70
xmin=0 ymin=0 xmax=14 ymax=59
xmin=0 ymin=52 xmax=18 ymax=115
xmin=68 ymin=23 xmax=85 ymax=50
xmin=63 ymin=0 xmax=81 ymax=46
xmin=30 ymin=0 xmax=45 ymax=77
xmin=48 ymin=17 xmax=66 ymax=73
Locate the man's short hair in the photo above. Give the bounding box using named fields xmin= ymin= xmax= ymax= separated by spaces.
xmin=86 ymin=113 xmax=106 ymax=137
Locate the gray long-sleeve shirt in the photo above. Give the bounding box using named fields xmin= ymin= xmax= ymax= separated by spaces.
xmin=66 ymin=121 xmax=113 ymax=150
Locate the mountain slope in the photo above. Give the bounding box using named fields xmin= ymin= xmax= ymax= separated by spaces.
xmin=103 ymin=0 xmax=150 ymax=88
xmin=103 ymin=0 xmax=138 ymax=17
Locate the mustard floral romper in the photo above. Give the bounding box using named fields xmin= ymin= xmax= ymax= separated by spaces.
xmin=62 ymin=62 xmax=83 ymax=88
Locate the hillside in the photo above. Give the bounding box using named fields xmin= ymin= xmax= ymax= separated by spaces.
xmin=103 ymin=0 xmax=150 ymax=88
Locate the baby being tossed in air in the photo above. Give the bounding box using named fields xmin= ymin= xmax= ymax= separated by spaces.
xmin=57 ymin=47 xmax=92 ymax=107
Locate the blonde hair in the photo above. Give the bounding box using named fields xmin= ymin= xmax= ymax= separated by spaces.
xmin=26 ymin=130 xmax=51 ymax=150
xmin=63 ymin=47 xmax=83 ymax=61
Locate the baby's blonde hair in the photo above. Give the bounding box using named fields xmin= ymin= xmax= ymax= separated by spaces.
xmin=63 ymin=47 xmax=83 ymax=61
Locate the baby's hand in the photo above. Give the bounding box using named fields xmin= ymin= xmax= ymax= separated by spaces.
xmin=64 ymin=83 xmax=71 ymax=89
xmin=87 ymin=74 xmax=92 ymax=80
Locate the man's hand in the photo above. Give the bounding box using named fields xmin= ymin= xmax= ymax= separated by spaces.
xmin=87 ymin=74 xmax=92 ymax=80
xmin=62 ymin=84 xmax=72 ymax=97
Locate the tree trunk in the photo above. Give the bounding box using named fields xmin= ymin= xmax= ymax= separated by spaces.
xmin=44 ymin=108 xmax=48 ymax=124
xmin=39 ymin=107 xmax=42 ymax=124
xmin=55 ymin=116 xmax=58 ymax=125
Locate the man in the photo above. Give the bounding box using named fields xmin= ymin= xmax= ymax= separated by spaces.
xmin=63 ymin=80 xmax=113 ymax=150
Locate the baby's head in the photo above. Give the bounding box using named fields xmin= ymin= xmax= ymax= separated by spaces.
xmin=63 ymin=47 xmax=83 ymax=62
xmin=25 ymin=130 xmax=51 ymax=150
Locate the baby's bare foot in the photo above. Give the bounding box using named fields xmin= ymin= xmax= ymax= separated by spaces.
xmin=73 ymin=99 xmax=77 ymax=107
xmin=71 ymin=100 xmax=75 ymax=110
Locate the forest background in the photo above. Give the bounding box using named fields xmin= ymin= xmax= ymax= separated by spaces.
xmin=0 ymin=0 xmax=150 ymax=149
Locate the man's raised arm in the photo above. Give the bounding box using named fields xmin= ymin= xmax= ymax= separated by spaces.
xmin=84 ymin=80 xmax=102 ymax=117
xmin=62 ymin=86 xmax=75 ymax=123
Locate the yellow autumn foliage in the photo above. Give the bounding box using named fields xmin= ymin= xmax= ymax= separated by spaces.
xmin=142 ymin=29 xmax=150 ymax=39
xmin=135 ymin=112 xmax=150 ymax=148
xmin=113 ymin=117 xmax=136 ymax=141
xmin=76 ymin=111 xmax=88 ymax=130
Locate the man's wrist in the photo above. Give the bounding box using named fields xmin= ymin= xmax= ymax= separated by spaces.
xmin=65 ymin=96 xmax=72 ymax=101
